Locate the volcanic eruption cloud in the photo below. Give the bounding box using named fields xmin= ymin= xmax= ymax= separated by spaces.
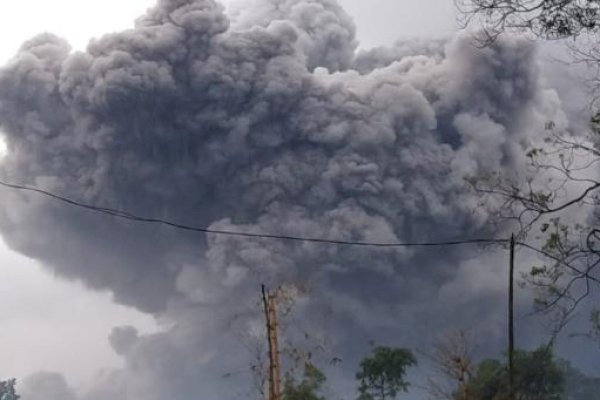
xmin=0 ymin=0 xmax=573 ymax=398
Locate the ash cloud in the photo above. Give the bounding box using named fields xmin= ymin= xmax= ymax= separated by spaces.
xmin=19 ymin=373 xmax=76 ymax=400
xmin=0 ymin=0 xmax=572 ymax=399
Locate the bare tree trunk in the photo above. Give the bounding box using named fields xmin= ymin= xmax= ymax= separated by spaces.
xmin=262 ymin=285 xmax=282 ymax=400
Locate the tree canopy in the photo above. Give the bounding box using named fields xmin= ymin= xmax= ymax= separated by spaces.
xmin=461 ymin=347 xmax=564 ymax=400
xmin=356 ymin=346 xmax=417 ymax=400
xmin=0 ymin=380 xmax=19 ymax=400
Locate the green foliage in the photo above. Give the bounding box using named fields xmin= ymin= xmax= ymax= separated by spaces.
xmin=461 ymin=347 xmax=564 ymax=400
xmin=283 ymin=363 xmax=326 ymax=400
xmin=464 ymin=359 xmax=505 ymax=400
xmin=0 ymin=379 xmax=19 ymax=400
xmin=512 ymin=347 xmax=564 ymax=400
xmin=355 ymin=346 xmax=417 ymax=400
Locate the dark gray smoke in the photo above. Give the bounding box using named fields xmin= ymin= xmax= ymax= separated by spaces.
xmin=0 ymin=0 xmax=573 ymax=399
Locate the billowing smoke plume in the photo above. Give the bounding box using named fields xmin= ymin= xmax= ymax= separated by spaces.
xmin=0 ymin=0 xmax=570 ymax=399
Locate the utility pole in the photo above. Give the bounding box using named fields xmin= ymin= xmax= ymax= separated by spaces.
xmin=508 ymin=234 xmax=515 ymax=400
xmin=262 ymin=285 xmax=282 ymax=400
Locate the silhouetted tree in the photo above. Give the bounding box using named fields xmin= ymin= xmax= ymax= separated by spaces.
xmin=0 ymin=379 xmax=19 ymax=400
xmin=468 ymin=125 xmax=600 ymax=338
xmin=462 ymin=347 xmax=564 ymax=400
xmin=356 ymin=346 xmax=417 ymax=400
xmin=459 ymin=0 xmax=600 ymax=341
xmin=426 ymin=330 xmax=476 ymax=400
xmin=458 ymin=0 xmax=600 ymax=42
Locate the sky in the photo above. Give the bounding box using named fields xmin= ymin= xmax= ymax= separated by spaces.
xmin=0 ymin=1 xmax=595 ymax=400
xmin=0 ymin=0 xmax=457 ymax=64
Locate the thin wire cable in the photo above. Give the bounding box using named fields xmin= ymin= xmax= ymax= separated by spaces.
xmin=0 ymin=179 xmax=509 ymax=247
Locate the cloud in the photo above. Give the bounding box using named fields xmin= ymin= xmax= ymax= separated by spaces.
xmin=0 ymin=0 xmax=572 ymax=399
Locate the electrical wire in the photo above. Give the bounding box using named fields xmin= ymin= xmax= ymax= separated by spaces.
xmin=0 ymin=179 xmax=509 ymax=247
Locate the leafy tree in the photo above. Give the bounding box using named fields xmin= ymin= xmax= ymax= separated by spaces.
xmin=461 ymin=347 xmax=564 ymax=400
xmin=0 ymin=379 xmax=19 ymax=400
xmin=464 ymin=359 xmax=505 ymax=400
xmin=355 ymin=346 xmax=417 ymax=400
xmin=511 ymin=347 xmax=564 ymax=400
xmin=283 ymin=362 xmax=326 ymax=400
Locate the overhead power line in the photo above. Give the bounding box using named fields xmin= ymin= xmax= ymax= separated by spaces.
xmin=0 ymin=179 xmax=508 ymax=247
